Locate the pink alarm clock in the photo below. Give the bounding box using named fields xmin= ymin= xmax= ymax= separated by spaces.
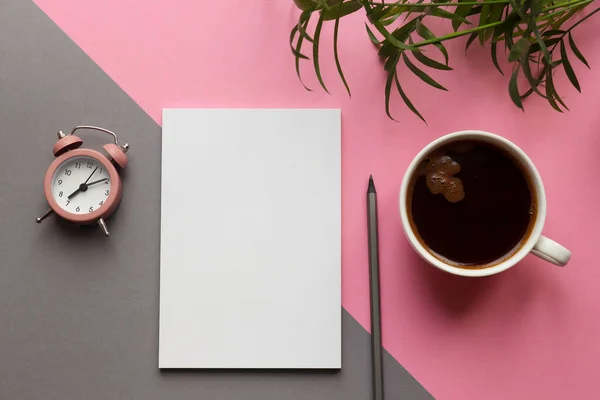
xmin=36 ymin=126 xmax=130 ymax=237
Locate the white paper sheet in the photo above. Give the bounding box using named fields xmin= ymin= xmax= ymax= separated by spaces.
xmin=159 ymin=109 xmax=341 ymax=369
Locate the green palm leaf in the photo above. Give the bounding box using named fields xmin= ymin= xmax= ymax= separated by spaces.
xmin=402 ymin=53 xmax=448 ymax=91
xmin=568 ymin=32 xmax=590 ymax=68
xmin=312 ymin=12 xmax=329 ymax=93
xmin=395 ymin=73 xmax=426 ymax=123
xmin=333 ymin=1 xmax=352 ymax=96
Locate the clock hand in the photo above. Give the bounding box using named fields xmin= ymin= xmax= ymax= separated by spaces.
xmin=67 ymin=184 xmax=86 ymax=199
xmin=84 ymin=167 xmax=99 ymax=185
xmin=87 ymin=178 xmax=108 ymax=186
xmin=67 ymin=167 xmax=100 ymax=199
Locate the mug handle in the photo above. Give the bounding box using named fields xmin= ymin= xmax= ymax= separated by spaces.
xmin=531 ymin=235 xmax=571 ymax=267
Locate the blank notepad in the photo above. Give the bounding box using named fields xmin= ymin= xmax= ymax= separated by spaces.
xmin=159 ymin=109 xmax=341 ymax=369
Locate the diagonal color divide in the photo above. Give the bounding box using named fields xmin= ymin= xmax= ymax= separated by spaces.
xmin=25 ymin=0 xmax=600 ymax=398
xmin=0 ymin=0 xmax=433 ymax=399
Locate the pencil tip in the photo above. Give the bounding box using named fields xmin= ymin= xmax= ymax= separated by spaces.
xmin=368 ymin=175 xmax=376 ymax=193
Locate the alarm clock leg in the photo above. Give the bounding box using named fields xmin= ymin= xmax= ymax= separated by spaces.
xmin=36 ymin=208 xmax=54 ymax=223
xmin=98 ymin=218 xmax=110 ymax=237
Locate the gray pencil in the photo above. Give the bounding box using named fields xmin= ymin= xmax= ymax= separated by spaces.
xmin=367 ymin=175 xmax=384 ymax=400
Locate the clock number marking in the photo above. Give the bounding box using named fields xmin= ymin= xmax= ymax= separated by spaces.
xmin=105 ymin=179 xmax=109 ymax=184
xmin=58 ymin=179 xmax=62 ymax=185
xmin=89 ymin=207 xmax=94 ymax=213
xmin=87 ymin=162 xmax=94 ymax=168
xmin=66 ymin=200 xmax=70 ymax=206
xmin=76 ymin=206 xmax=80 ymax=212
xmin=99 ymin=168 xmax=103 ymax=174
xmin=65 ymin=169 xmax=72 ymax=176
xmin=99 ymin=201 xmax=104 ymax=206
xmin=74 ymin=162 xmax=81 ymax=169
xmin=59 ymin=191 xmax=63 ymax=197
xmin=105 ymin=190 xmax=110 ymax=196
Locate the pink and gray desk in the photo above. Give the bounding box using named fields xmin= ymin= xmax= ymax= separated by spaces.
xmin=1 ymin=1 xmax=599 ymax=399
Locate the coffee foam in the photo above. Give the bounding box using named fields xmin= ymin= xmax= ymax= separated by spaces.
xmin=422 ymin=152 xmax=465 ymax=203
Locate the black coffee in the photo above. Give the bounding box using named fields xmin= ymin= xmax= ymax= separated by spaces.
xmin=409 ymin=140 xmax=535 ymax=267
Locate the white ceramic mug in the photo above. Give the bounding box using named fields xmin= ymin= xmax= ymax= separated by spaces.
xmin=399 ymin=130 xmax=571 ymax=277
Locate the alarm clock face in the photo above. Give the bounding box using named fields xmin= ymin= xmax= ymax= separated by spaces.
xmin=51 ymin=155 xmax=112 ymax=214
xmin=44 ymin=148 xmax=122 ymax=224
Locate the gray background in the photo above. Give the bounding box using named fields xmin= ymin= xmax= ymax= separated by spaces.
xmin=0 ymin=1 xmax=433 ymax=398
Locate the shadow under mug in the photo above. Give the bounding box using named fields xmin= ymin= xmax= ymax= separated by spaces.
xmin=399 ymin=130 xmax=571 ymax=277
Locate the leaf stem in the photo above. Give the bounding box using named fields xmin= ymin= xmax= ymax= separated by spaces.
xmin=412 ymin=20 xmax=505 ymax=47
xmin=545 ymin=5 xmax=600 ymax=52
xmin=565 ymin=4 xmax=600 ymax=32
xmin=365 ymin=0 xmax=510 ymax=6
xmin=394 ymin=1 xmax=595 ymax=49
xmin=541 ymin=0 xmax=592 ymax=13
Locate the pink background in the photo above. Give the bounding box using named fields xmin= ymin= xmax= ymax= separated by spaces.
xmin=33 ymin=1 xmax=600 ymax=398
